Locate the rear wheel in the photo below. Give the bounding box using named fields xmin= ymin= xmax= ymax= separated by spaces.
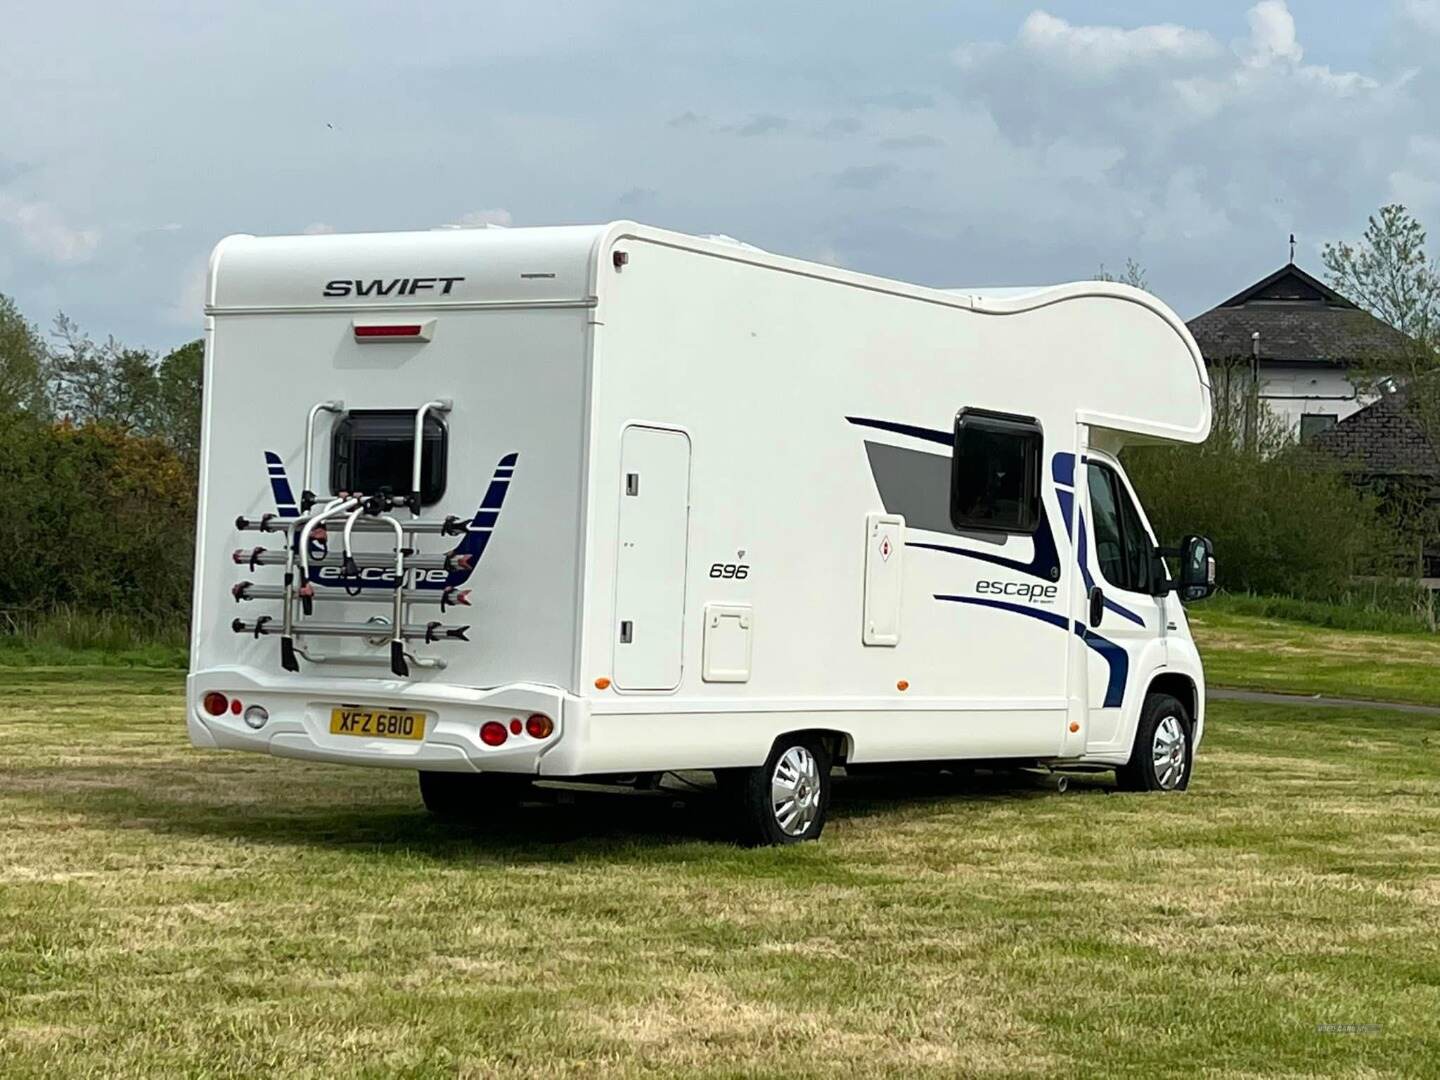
xmin=723 ymin=734 xmax=833 ymax=846
xmin=418 ymin=770 xmax=532 ymax=822
xmin=1115 ymin=692 xmax=1192 ymax=792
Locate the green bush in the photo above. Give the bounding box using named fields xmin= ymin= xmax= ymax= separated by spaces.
xmin=0 ymin=416 xmax=195 ymax=618
xmin=1124 ymin=437 xmax=1401 ymax=603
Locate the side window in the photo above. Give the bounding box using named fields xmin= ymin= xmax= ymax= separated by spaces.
xmin=950 ymin=409 xmax=1042 ymax=533
xmin=1086 ymin=463 xmax=1152 ymax=593
xmin=331 ymin=410 xmax=448 ymax=505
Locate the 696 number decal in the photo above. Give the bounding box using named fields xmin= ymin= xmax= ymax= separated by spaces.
xmin=709 ymin=563 xmax=750 ymax=580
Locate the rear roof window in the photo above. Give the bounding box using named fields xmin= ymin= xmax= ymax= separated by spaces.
xmin=330 ymin=410 xmax=447 ymax=505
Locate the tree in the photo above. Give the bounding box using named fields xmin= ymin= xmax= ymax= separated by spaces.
xmin=45 ymin=314 xmax=203 ymax=458
xmin=1095 ymin=258 xmax=1149 ymax=291
xmin=48 ymin=313 xmax=159 ymax=430
xmin=1323 ymin=204 xmax=1440 ymax=355
xmin=154 ymin=339 xmax=204 ymax=463
xmin=0 ymin=292 xmax=47 ymax=415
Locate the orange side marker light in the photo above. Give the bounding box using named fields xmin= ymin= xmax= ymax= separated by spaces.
xmin=896 ymin=680 xmax=909 ymax=692
xmin=594 ymin=677 xmax=612 ymax=690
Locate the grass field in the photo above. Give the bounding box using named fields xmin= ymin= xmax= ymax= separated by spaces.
xmin=2 ymin=666 xmax=1438 ymax=1077
xmin=1189 ymin=602 xmax=1440 ymax=706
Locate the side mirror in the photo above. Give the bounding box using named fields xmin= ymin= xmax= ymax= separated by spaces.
xmin=1176 ymin=535 xmax=1216 ymax=601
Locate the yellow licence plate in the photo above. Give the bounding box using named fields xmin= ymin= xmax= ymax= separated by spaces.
xmin=329 ymin=707 xmax=426 ymax=741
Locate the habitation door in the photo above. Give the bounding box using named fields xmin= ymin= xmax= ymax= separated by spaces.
xmin=1080 ymin=452 xmax=1165 ymax=747
xmin=612 ymin=425 xmax=692 ymax=690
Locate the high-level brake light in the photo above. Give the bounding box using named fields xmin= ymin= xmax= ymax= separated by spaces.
xmin=352 ymin=318 xmax=435 ymax=342
xmin=354 ymin=324 xmax=423 ymax=339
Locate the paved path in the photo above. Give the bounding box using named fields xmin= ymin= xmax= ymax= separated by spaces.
xmin=1210 ymin=687 xmax=1440 ymax=717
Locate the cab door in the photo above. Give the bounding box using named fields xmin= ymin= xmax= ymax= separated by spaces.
xmin=1080 ymin=453 xmax=1166 ymax=749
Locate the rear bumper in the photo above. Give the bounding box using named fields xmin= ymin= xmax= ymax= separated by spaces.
xmin=187 ymin=667 xmax=581 ymax=773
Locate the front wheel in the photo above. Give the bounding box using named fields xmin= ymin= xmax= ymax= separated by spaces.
xmin=723 ymin=734 xmax=833 ymax=846
xmin=1115 ymin=693 xmax=1193 ymax=792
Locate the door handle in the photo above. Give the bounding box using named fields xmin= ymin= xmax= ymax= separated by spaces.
xmin=1088 ymin=585 xmax=1104 ymax=628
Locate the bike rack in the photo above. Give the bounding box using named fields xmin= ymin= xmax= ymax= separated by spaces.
xmin=229 ymin=397 xmax=470 ymax=677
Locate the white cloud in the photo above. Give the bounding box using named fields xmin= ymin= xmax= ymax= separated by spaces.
xmin=166 ymin=253 xmax=209 ymax=329
xmin=929 ymin=0 xmax=1423 ymax=307
xmin=1401 ymin=0 xmax=1440 ymax=35
xmin=948 ymin=2 xmax=1394 ymax=197
xmin=0 ymin=193 xmax=100 ymax=263
xmin=451 ymin=208 xmax=513 ymax=228
xmin=1016 ymin=10 xmax=1219 ymax=76
xmin=1244 ymin=0 xmax=1303 ymax=66
xmin=1390 ymin=136 xmax=1440 ymax=219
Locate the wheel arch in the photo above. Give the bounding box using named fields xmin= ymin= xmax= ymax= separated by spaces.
xmin=1146 ymin=671 xmax=1198 ymax=730
xmin=772 ymin=728 xmax=853 ymax=767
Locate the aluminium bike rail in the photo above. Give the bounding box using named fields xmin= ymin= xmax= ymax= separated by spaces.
xmin=234 ymin=548 xmax=473 ymax=573
xmin=232 ymin=583 xmax=471 ymax=608
xmin=234 ymin=514 xmax=471 ymax=536
xmin=234 ymin=619 xmax=470 ymax=642
xmin=301 ymin=400 xmax=344 ymax=512
xmin=226 ymin=396 xmax=473 ymax=679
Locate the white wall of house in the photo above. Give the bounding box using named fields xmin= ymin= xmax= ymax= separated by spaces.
xmin=1257 ymin=364 xmax=1363 ymax=440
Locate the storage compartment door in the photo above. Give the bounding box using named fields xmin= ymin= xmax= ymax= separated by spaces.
xmin=613 ymin=426 xmax=692 ymax=690
xmin=863 ymin=513 xmax=904 ymax=646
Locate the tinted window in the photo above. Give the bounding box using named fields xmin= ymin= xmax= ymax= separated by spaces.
xmin=1087 ymin=463 xmax=1152 ymax=593
xmin=1299 ymin=413 xmax=1337 ymax=443
xmin=331 ymin=410 xmax=447 ymax=505
xmin=950 ymin=410 xmax=1042 ymax=533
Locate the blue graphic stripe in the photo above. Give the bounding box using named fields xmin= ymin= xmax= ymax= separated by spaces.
xmin=264 ymin=451 xmax=299 ymax=518
xmin=846 ymin=416 xmax=951 ymax=447
xmin=934 ymin=594 xmax=1069 ymax=629
xmin=1075 ymin=626 xmax=1129 ymax=708
xmin=934 ymin=594 xmax=1128 ymax=709
xmin=1052 ymin=452 xmax=1075 ymax=488
xmin=443 ymin=453 xmax=520 ymax=588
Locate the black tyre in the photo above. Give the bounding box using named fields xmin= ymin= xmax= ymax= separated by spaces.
xmin=1115 ymin=692 xmax=1192 ymax=792
xmin=724 ymin=734 xmax=833 ymax=846
xmin=418 ymin=770 xmax=533 ymax=822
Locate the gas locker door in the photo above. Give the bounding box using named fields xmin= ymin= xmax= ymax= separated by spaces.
xmin=613 ymin=426 xmax=692 ymax=690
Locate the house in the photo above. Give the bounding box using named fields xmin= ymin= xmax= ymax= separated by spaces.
xmin=1186 ymin=263 xmax=1417 ymax=442
xmin=1310 ymin=386 xmax=1440 ymax=578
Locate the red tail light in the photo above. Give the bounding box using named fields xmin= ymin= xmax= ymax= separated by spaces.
xmin=508 ymin=718 xmax=523 ymax=735
xmin=480 ymin=720 xmax=507 ymax=747
xmin=525 ymin=713 xmax=554 ymax=739
xmin=202 ymin=691 xmax=228 ymax=716
xmin=230 ymin=698 xmax=244 ymax=715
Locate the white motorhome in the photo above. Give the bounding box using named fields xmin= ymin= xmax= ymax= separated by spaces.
xmin=189 ymin=222 xmax=1217 ymax=845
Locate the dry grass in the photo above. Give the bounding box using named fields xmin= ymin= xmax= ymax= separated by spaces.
xmin=1 ymin=667 xmax=1438 ymax=1077
xmin=1189 ymin=605 xmax=1440 ymax=706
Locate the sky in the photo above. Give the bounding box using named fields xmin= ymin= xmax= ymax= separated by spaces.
xmin=2 ymin=0 xmax=1438 ymax=352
